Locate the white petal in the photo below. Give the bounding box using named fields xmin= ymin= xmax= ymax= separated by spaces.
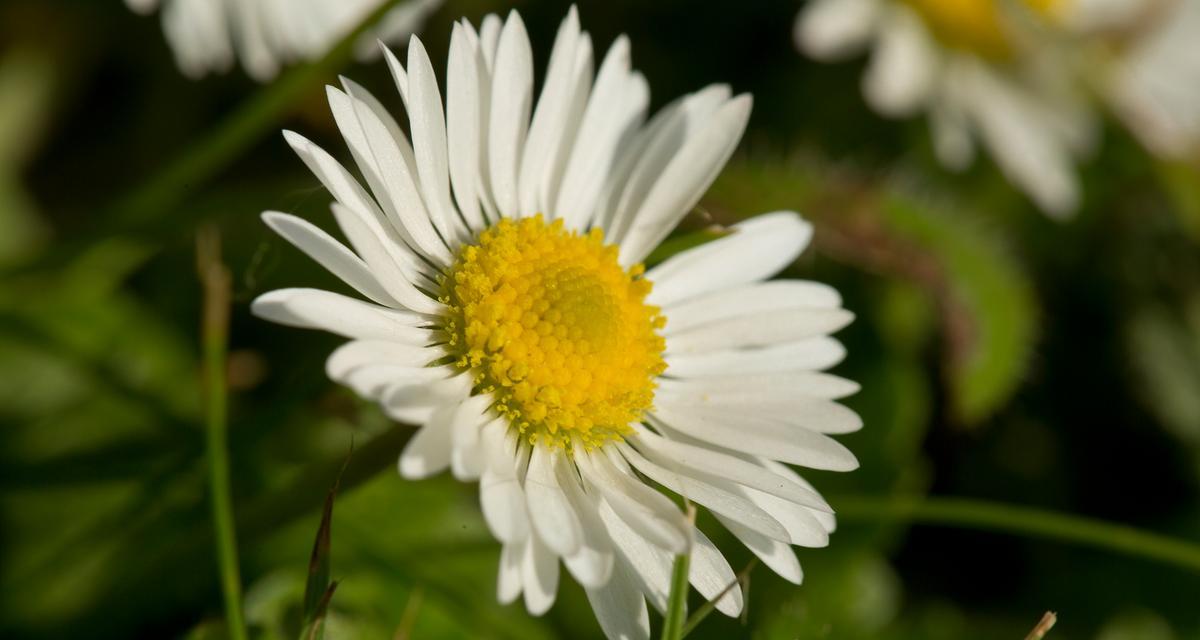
xmin=585 ymin=553 xmax=651 ymax=640
xmin=648 ymin=212 xmax=813 ymax=306
xmin=450 ymin=395 xmax=491 ymax=481
xmin=659 ymin=371 xmax=859 ymax=401
xmin=488 ymin=11 xmax=534 ymax=216
xmin=407 ymin=36 xmax=470 ymax=246
xmin=862 ymin=7 xmax=936 ymax=117
xmin=518 ymin=6 xmax=583 ymax=216
xmin=665 ymin=308 xmax=854 ymax=354
xmin=930 ymin=96 xmax=976 ymax=171
xmin=690 ymin=527 xmax=743 ymax=617
xmin=326 ymin=87 xmax=453 ymax=266
xmin=339 ymin=364 xmax=445 ymax=401
xmin=381 ymin=42 xmax=409 ymax=109
xmin=328 ymin=202 xmax=443 ymax=315
xmin=524 ymin=446 xmax=584 ymax=557
xmin=739 ymin=485 xmax=831 ymax=547
xmin=651 ymin=405 xmax=860 ymax=472
xmin=261 ymin=211 xmax=397 ymax=307
xmin=595 ymin=88 xmax=699 ymax=239
xmin=555 ymin=36 xmax=649 ymax=230
xmin=325 ymin=339 xmax=437 ymax=379
xmin=539 ymin=34 xmax=594 ymax=219
xmin=381 ymin=371 xmax=472 ymax=424
xmin=764 ymin=459 xmax=838 ymax=533
xmin=575 ymin=445 xmax=689 ymax=553
xmin=618 ymin=94 xmax=752 ymax=265
xmin=497 ymin=541 xmax=523 ymax=604
xmin=658 ymin=380 xmax=862 ymax=433
xmin=663 ymin=280 xmax=842 ymax=335
xmin=667 ymin=333 xmax=844 ymax=374
xmin=479 ymin=421 xmax=530 ymax=544
xmin=560 ymin=464 xmax=615 ymax=588
xmin=717 ymin=515 xmax=803 ymax=584
xmin=631 ymin=428 xmax=833 ymax=512
xmin=796 ymin=0 xmax=881 ymax=59
xmin=597 ymin=499 xmax=674 ymax=613
xmin=479 ymin=14 xmax=503 ymax=70
xmin=605 ymin=85 xmax=733 ymax=243
xmin=663 ymin=340 xmax=849 ymax=379
xmin=251 ymin=288 xmax=431 ymax=342
xmin=958 ymin=61 xmax=1081 ymax=217
xmin=521 ymin=534 xmax=560 ymax=615
xmin=446 ymin=22 xmax=487 ymax=231
xmin=617 ymin=443 xmax=791 ymax=542
xmin=398 ymin=403 xmax=456 ymax=479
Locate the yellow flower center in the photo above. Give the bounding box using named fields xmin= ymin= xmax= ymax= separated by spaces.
xmin=440 ymin=216 xmax=666 ymax=449
xmin=899 ymin=0 xmax=1065 ymax=59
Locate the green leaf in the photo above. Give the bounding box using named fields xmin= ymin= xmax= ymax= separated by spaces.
xmin=303 ymin=445 xmax=352 ymax=625
xmin=879 ymin=194 xmax=1038 ymax=423
xmin=299 ymin=581 xmax=338 ymax=640
xmin=303 ymin=492 xmax=335 ymax=625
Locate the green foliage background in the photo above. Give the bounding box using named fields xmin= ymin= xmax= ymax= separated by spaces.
xmin=2 ymin=0 xmax=1199 ymax=638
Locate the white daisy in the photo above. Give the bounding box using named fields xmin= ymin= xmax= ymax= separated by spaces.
xmin=127 ymin=0 xmax=442 ymax=81
xmin=795 ymin=0 xmax=1097 ymax=217
xmin=252 ymin=8 xmax=860 ymax=638
xmin=1079 ymin=0 xmax=1200 ymax=159
xmin=796 ymin=0 xmax=1200 ymax=218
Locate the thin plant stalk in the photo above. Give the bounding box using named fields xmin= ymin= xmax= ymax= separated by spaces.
xmin=834 ymin=494 xmax=1200 ymax=574
xmin=197 ymin=227 xmax=247 ymax=640
xmin=661 ymin=504 xmax=696 ymax=640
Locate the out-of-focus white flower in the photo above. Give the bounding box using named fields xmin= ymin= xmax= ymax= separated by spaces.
xmin=127 ymin=0 xmax=442 ymax=81
xmin=796 ymin=0 xmax=1200 ymax=218
xmin=253 ymin=8 xmax=861 ymax=638
xmin=1082 ymin=0 xmax=1200 ymax=159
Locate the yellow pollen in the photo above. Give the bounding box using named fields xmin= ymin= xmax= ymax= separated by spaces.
xmin=440 ymin=215 xmax=666 ymax=449
xmin=899 ymin=0 xmax=1066 ymax=60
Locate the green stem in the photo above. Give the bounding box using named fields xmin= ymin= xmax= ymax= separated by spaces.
xmin=198 ymin=229 xmax=247 ymax=640
xmin=660 ymin=544 xmax=692 ymax=640
xmin=833 ymin=494 xmax=1200 ymax=574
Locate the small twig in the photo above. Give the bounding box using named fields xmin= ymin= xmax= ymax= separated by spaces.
xmin=1024 ymin=611 xmax=1057 ymax=640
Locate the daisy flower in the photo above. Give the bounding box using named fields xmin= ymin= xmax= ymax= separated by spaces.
xmin=796 ymin=0 xmax=1200 ymax=218
xmin=796 ymin=0 xmax=1097 ymax=217
xmin=126 ymin=0 xmax=442 ymax=81
xmin=252 ymin=8 xmax=861 ymax=638
xmin=1080 ymin=0 xmax=1200 ymax=160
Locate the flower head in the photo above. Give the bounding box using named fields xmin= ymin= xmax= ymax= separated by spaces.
xmin=127 ymin=0 xmax=442 ymax=81
xmin=796 ymin=0 xmax=1200 ymax=218
xmin=254 ymin=8 xmax=860 ymax=637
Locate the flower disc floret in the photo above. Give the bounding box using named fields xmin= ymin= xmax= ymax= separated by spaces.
xmin=441 ymin=216 xmax=666 ymax=449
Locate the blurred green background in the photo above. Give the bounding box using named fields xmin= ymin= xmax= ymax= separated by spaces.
xmin=2 ymin=0 xmax=1200 ymax=638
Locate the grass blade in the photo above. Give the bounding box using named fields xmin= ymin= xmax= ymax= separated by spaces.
xmin=197 ymin=227 xmax=247 ymax=640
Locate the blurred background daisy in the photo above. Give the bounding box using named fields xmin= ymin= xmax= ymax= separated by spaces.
xmin=1 ymin=0 xmax=1199 ymax=639
xmin=796 ymin=0 xmax=1200 ymax=217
